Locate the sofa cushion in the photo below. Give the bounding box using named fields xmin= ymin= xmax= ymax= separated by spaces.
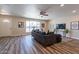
xmin=47 ymin=32 xmax=54 ymax=35
xmin=42 ymin=32 xmax=46 ymax=35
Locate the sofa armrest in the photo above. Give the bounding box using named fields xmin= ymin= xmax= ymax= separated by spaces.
xmin=43 ymin=34 xmax=56 ymax=43
xmin=54 ymin=34 xmax=62 ymax=43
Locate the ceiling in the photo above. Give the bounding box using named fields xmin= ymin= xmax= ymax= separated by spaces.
xmin=0 ymin=4 xmax=79 ymax=20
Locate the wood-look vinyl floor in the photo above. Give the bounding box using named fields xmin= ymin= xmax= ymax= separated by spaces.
xmin=0 ymin=35 xmax=79 ymax=54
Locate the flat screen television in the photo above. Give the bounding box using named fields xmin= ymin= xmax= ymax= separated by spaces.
xmin=56 ymin=24 xmax=66 ymax=29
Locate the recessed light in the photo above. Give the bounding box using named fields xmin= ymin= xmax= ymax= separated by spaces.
xmin=3 ymin=19 xmax=10 ymax=23
xmin=72 ymin=10 xmax=76 ymax=13
xmin=1 ymin=9 xmax=6 ymax=12
xmin=0 ymin=9 xmax=9 ymax=15
xmin=60 ymin=4 xmax=64 ymax=7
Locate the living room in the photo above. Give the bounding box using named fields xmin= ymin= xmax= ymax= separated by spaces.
xmin=0 ymin=4 xmax=79 ymax=54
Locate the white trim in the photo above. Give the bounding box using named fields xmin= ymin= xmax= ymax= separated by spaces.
xmin=70 ymin=37 xmax=79 ymax=40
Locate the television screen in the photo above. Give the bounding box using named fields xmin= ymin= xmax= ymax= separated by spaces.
xmin=56 ymin=24 xmax=66 ymax=29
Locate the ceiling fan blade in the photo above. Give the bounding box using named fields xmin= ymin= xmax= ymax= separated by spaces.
xmin=40 ymin=11 xmax=48 ymax=16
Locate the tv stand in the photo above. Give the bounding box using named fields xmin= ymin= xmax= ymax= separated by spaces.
xmin=55 ymin=29 xmax=65 ymax=37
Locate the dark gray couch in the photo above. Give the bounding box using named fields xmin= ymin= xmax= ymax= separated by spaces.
xmin=31 ymin=30 xmax=62 ymax=47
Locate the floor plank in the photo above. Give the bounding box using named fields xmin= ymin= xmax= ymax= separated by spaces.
xmin=0 ymin=35 xmax=79 ymax=54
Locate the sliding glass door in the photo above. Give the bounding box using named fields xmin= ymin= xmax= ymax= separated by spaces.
xmin=26 ymin=21 xmax=40 ymax=32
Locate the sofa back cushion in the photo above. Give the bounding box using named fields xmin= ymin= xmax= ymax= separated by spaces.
xmin=41 ymin=32 xmax=46 ymax=35
xmin=47 ymin=32 xmax=54 ymax=35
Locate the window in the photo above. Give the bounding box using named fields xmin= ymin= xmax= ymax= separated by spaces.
xmin=26 ymin=21 xmax=40 ymax=32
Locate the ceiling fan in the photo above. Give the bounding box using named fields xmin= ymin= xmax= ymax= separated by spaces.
xmin=39 ymin=6 xmax=50 ymax=17
xmin=40 ymin=11 xmax=48 ymax=16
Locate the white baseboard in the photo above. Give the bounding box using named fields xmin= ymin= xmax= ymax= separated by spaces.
xmin=70 ymin=37 xmax=79 ymax=40
xmin=0 ymin=34 xmax=29 ymax=38
xmin=66 ymin=36 xmax=79 ymax=40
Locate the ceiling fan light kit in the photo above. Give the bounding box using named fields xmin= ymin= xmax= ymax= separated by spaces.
xmin=40 ymin=11 xmax=48 ymax=16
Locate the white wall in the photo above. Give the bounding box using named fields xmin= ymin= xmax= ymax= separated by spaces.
xmin=49 ymin=15 xmax=79 ymax=39
xmin=0 ymin=16 xmax=12 ymax=37
xmin=0 ymin=15 xmax=27 ymax=37
xmin=0 ymin=15 xmax=48 ymax=37
xmin=11 ymin=17 xmax=26 ymax=36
